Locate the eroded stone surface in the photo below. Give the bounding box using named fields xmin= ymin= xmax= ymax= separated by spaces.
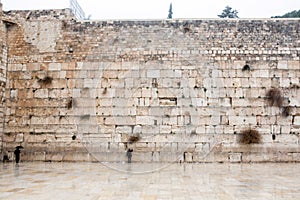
xmin=0 ymin=7 xmax=299 ymax=162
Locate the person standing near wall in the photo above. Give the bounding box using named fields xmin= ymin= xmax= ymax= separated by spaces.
xmin=126 ymin=148 xmax=133 ymax=163
xmin=14 ymin=146 xmax=21 ymax=164
xmin=3 ymin=151 xmax=9 ymax=162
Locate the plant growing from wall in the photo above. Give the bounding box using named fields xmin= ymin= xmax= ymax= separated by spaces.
xmin=266 ymin=88 xmax=283 ymax=107
xmin=282 ymin=106 xmax=293 ymax=117
xmin=290 ymin=84 xmax=300 ymax=89
xmin=191 ymin=130 xmax=197 ymax=135
xmin=37 ymin=76 xmax=53 ymax=86
xmin=66 ymin=98 xmax=73 ymax=109
xmin=128 ymin=135 xmax=140 ymax=144
xmin=102 ymin=87 xmax=107 ymax=94
xmin=238 ymin=129 xmax=261 ymax=144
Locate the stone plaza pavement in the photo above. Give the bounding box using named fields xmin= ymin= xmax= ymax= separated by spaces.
xmin=1 ymin=162 xmax=300 ymax=200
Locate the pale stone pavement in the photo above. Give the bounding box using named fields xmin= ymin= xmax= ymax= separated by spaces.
xmin=1 ymin=162 xmax=300 ymax=200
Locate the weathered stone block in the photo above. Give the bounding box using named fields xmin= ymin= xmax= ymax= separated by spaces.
xmin=34 ymin=89 xmax=48 ymax=98
xmin=184 ymin=152 xmax=193 ymax=162
xmin=294 ymin=116 xmax=300 ymax=125
xmin=228 ymin=152 xmax=242 ymax=162
xmin=48 ymin=63 xmax=62 ymax=71
xmin=116 ymin=126 xmax=132 ymax=134
xmin=277 ymin=60 xmax=288 ymax=69
xmin=147 ymin=70 xmax=160 ymax=78
xmin=136 ymin=116 xmax=154 ymax=125
xmin=105 ymin=116 xmax=135 ymax=125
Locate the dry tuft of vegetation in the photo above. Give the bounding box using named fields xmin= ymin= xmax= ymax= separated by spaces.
xmin=67 ymin=98 xmax=73 ymax=109
xmin=183 ymin=27 xmax=191 ymax=33
xmin=266 ymin=88 xmax=283 ymax=107
xmin=128 ymin=135 xmax=140 ymax=143
xmin=238 ymin=129 xmax=262 ymax=144
xmin=102 ymin=87 xmax=107 ymax=94
xmin=38 ymin=76 xmax=53 ymax=85
xmin=290 ymin=84 xmax=300 ymax=89
xmin=282 ymin=106 xmax=293 ymax=117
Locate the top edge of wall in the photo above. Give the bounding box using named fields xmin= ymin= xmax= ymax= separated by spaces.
xmin=3 ymin=9 xmax=300 ymax=22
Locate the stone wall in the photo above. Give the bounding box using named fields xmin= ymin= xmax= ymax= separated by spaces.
xmin=0 ymin=2 xmax=7 ymax=158
xmin=1 ymin=9 xmax=300 ymax=162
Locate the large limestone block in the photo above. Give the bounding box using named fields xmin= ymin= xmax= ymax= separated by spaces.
xmin=159 ymin=152 xmax=179 ymax=162
xmin=141 ymin=125 xmax=159 ymax=135
xmin=147 ymin=70 xmax=160 ymax=78
xmin=288 ymin=61 xmax=300 ymax=69
xmin=152 ymin=152 xmax=160 ymax=162
xmin=98 ymin=98 xmax=112 ymax=107
xmin=30 ymin=116 xmax=47 ymax=124
xmin=289 ymin=98 xmax=300 ymax=106
xmin=83 ymin=79 xmax=98 ymax=88
xmin=195 ymin=142 xmax=210 ymax=152
xmin=116 ymin=126 xmax=132 ymax=134
xmin=33 ymin=152 xmax=46 ymax=161
xmin=291 ymin=153 xmax=300 ymax=161
xmin=228 ymin=152 xmax=242 ymax=162
xmin=105 ymin=116 xmax=135 ymax=125
xmin=100 ymin=152 xmax=125 ymax=162
xmin=34 ymin=89 xmax=48 ymax=98
xmin=294 ymin=116 xmax=300 ymax=125
xmin=48 ymin=63 xmax=62 ymax=71
xmin=184 ymin=152 xmax=193 ymax=163
xmin=99 ymin=143 xmax=109 ymax=151
xmin=252 ymin=70 xmax=269 ymax=78
xmin=132 ymin=152 xmax=153 ymax=162
xmin=196 ymin=126 xmax=206 ymax=134
xmin=229 ymin=116 xmax=256 ymax=125
xmin=15 ymin=133 xmax=24 ymax=143
xmin=242 ymin=153 xmax=266 ymax=162
xmin=277 ymin=60 xmax=288 ymax=69
xmin=46 ymin=153 xmax=63 ymax=162
xmin=136 ymin=116 xmax=154 ymax=125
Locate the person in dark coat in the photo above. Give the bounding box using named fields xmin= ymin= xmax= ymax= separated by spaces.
xmin=14 ymin=147 xmax=21 ymax=164
xmin=3 ymin=151 xmax=9 ymax=163
xmin=126 ymin=148 xmax=133 ymax=163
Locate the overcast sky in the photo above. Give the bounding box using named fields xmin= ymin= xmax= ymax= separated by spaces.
xmin=2 ymin=0 xmax=300 ymax=19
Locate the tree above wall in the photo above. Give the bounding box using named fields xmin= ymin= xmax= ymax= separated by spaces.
xmin=272 ymin=9 xmax=300 ymax=18
xmin=218 ymin=6 xmax=239 ymax=18
xmin=168 ymin=3 xmax=173 ymax=19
